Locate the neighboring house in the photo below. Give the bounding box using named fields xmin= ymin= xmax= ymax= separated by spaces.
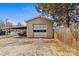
xmin=26 ymin=16 xmax=54 ymax=38
xmin=5 ymin=26 xmax=26 ymax=35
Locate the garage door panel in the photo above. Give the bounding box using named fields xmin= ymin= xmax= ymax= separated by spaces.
xmin=34 ymin=32 xmax=47 ymax=37
xmin=33 ymin=25 xmax=47 ymax=38
xmin=34 ymin=25 xmax=47 ymax=30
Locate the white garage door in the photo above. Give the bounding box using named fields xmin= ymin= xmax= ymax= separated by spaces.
xmin=33 ymin=25 xmax=47 ymax=38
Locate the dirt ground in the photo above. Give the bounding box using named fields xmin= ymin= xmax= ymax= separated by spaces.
xmin=0 ymin=35 xmax=76 ymax=56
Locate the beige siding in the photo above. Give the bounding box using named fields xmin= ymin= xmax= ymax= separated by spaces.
xmin=27 ymin=18 xmax=53 ymax=38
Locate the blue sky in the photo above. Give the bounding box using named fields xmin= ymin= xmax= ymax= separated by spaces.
xmin=0 ymin=3 xmax=40 ymax=25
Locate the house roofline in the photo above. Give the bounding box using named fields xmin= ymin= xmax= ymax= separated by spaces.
xmin=4 ymin=26 xmax=27 ymax=29
xmin=26 ymin=16 xmax=53 ymax=23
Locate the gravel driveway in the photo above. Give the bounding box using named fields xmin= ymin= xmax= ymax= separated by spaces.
xmin=0 ymin=36 xmax=76 ymax=56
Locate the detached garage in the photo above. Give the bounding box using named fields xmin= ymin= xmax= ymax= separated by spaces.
xmin=26 ymin=16 xmax=54 ymax=38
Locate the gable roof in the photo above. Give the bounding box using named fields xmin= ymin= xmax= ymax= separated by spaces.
xmin=26 ymin=16 xmax=53 ymax=23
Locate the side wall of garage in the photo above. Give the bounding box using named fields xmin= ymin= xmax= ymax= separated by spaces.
xmin=26 ymin=18 xmax=53 ymax=38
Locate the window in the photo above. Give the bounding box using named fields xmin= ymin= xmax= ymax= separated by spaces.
xmin=43 ymin=30 xmax=46 ymax=32
xmin=33 ymin=30 xmax=36 ymax=32
xmin=33 ymin=30 xmax=46 ymax=32
xmin=40 ymin=30 xmax=42 ymax=32
xmin=37 ymin=30 xmax=39 ymax=32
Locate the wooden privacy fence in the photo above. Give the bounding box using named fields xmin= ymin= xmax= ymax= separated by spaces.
xmin=54 ymin=23 xmax=79 ymax=55
xmin=70 ymin=23 xmax=79 ymax=55
xmin=54 ymin=27 xmax=76 ymax=48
